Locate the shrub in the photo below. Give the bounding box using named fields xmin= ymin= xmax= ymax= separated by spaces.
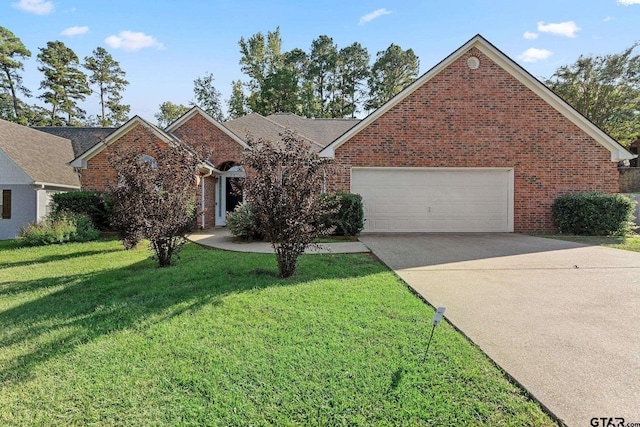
xmin=552 ymin=192 xmax=637 ymax=235
xmin=322 ymin=193 xmax=365 ymax=236
xmin=19 ymin=212 xmax=100 ymax=246
xmin=108 ymin=145 xmax=202 ymax=267
xmin=242 ymin=130 xmax=338 ymax=278
xmin=52 ymin=191 xmax=113 ymax=231
xmin=227 ymin=203 xmax=262 ymax=241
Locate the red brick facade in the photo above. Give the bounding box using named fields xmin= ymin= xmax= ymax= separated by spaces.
xmin=170 ymin=113 xmax=244 ymax=169
xmin=80 ymin=115 xmax=243 ymax=228
xmin=171 ymin=112 xmax=245 ymax=227
xmin=80 ymin=122 xmax=165 ymax=190
xmin=326 ymin=47 xmax=619 ymax=233
xmin=77 ymin=43 xmax=623 ymax=233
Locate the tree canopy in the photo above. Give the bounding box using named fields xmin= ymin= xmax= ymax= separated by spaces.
xmin=37 ymin=40 xmax=91 ymax=125
xmin=234 ymin=28 xmax=418 ymax=119
xmin=155 ymin=101 xmax=190 ymax=128
xmin=0 ymin=26 xmax=31 ymax=121
xmin=0 ymin=26 xmax=130 ymax=126
xmin=546 ymin=43 xmax=640 ymax=146
xmin=365 ymin=44 xmax=419 ymax=112
xmin=192 ymin=72 xmax=224 ymax=121
xmin=84 ymin=46 xmax=130 ymax=127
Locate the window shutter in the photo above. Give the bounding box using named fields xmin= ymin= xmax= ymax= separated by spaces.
xmin=2 ymin=190 xmax=11 ymax=219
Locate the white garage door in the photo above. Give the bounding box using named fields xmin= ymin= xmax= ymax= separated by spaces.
xmin=351 ymin=168 xmax=513 ymax=232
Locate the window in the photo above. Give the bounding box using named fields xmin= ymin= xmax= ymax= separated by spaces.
xmin=1 ymin=189 xmax=11 ymax=219
xmin=140 ymin=155 xmax=158 ymax=168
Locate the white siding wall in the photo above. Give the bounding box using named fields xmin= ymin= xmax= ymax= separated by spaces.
xmin=0 ymin=184 xmax=37 ymax=240
xmin=0 ymin=149 xmax=31 ymax=184
xmin=36 ymin=189 xmax=60 ymax=222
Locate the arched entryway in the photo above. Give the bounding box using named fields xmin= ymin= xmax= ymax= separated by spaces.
xmin=216 ymin=161 xmax=245 ymax=226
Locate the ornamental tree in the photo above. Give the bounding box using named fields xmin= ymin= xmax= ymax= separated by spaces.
xmin=108 ymin=143 xmax=202 ymax=267
xmin=242 ymin=130 xmax=337 ymax=278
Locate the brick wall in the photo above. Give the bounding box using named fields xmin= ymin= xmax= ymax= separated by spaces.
xmin=171 ymin=113 xmax=245 ymax=226
xmin=170 ymin=113 xmax=244 ymax=169
xmin=81 ymin=119 xmax=222 ymax=228
xmin=80 ymin=114 xmax=247 ymax=228
xmin=81 ymin=122 xmax=165 ymax=190
xmin=328 ymin=47 xmax=619 ymax=233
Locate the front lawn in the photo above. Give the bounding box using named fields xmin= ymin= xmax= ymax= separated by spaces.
xmin=0 ymin=239 xmax=557 ymax=426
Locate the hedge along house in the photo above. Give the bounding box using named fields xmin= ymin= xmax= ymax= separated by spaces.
xmin=319 ymin=35 xmax=634 ymax=233
xmin=0 ymin=119 xmax=81 ymax=240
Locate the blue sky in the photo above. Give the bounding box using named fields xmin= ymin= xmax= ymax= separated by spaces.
xmin=5 ymin=0 xmax=640 ymax=121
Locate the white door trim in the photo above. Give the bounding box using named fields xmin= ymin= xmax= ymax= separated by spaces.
xmin=215 ymin=166 xmax=246 ymax=226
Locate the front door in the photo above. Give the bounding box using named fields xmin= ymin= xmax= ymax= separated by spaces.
xmin=215 ymin=166 xmax=245 ymax=226
xmin=226 ymin=177 xmax=242 ymax=214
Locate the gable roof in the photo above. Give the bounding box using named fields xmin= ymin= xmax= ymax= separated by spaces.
xmin=0 ymin=119 xmax=80 ymax=188
xmin=266 ymin=113 xmax=359 ymax=147
xmin=34 ymin=126 xmax=116 ymax=157
xmin=69 ymin=116 xmax=182 ymax=168
xmin=224 ymin=112 xmax=359 ymax=153
xmin=320 ymin=34 xmax=634 ymax=162
xmin=166 ymin=106 xmax=249 ymax=150
xmin=223 ymin=113 xmax=323 ymax=152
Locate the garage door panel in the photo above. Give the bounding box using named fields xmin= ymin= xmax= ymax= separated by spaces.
xmin=352 ymin=168 xmax=513 ymax=233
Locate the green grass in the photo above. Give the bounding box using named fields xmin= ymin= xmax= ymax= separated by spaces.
xmin=542 ymin=234 xmax=640 ymax=252
xmin=0 ymin=239 xmax=557 ymax=426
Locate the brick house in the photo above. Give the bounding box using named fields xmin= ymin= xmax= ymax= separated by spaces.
xmin=66 ymin=34 xmax=633 ymax=234
xmin=320 ymin=35 xmax=633 ymax=232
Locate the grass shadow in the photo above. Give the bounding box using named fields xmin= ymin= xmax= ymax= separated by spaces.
xmin=0 ymin=241 xmax=380 ymax=385
xmin=0 ymin=248 xmax=124 ymax=270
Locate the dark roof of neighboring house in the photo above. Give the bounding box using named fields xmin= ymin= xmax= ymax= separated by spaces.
xmin=0 ymin=119 xmax=80 ymax=187
xmin=34 ymin=126 xmax=116 ymax=158
xmin=223 ymin=113 xmax=360 ymax=153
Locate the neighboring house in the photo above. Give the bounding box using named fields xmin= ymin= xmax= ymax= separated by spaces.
xmin=30 ymin=35 xmax=640 ymax=236
xmin=0 ymin=119 xmax=81 ymax=240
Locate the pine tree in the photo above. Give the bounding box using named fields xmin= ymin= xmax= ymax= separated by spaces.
xmin=84 ymin=46 xmax=130 ymax=126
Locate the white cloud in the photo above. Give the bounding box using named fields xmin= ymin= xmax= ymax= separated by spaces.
xmin=359 ymin=8 xmax=392 ymax=25
xmin=604 ymin=16 xmax=614 ymax=22
xmin=12 ymin=0 xmax=54 ymax=15
xmin=523 ymin=31 xmax=539 ymax=40
xmin=104 ymin=31 xmax=164 ymax=52
xmin=61 ymin=26 xmax=89 ymax=36
xmin=617 ymin=0 xmax=640 ymax=4
xmin=518 ymin=48 xmax=553 ymax=63
xmin=537 ymin=21 xmax=580 ymax=38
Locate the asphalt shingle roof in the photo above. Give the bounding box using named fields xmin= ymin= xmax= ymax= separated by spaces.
xmin=0 ymin=119 xmax=80 ymax=187
xmin=34 ymin=127 xmax=116 ymax=158
xmin=266 ymin=113 xmax=359 ymax=147
xmin=223 ymin=113 xmax=360 ymax=153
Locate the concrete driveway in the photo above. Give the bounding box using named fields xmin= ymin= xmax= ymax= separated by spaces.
xmin=359 ymin=233 xmax=640 ymax=427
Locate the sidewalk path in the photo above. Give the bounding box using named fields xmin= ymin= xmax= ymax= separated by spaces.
xmin=188 ymin=228 xmax=370 ymax=254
